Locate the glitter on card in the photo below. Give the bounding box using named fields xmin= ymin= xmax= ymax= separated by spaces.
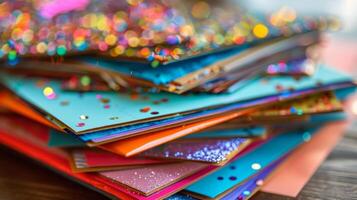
xmin=99 ymin=162 xmax=206 ymax=195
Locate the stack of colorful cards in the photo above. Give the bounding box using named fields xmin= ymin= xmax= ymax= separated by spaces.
xmin=0 ymin=1 xmax=355 ymax=200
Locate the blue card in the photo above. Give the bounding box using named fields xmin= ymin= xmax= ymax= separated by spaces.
xmin=185 ymin=128 xmax=318 ymax=198
xmin=182 ymin=126 xmax=266 ymax=139
xmin=0 ymin=66 xmax=352 ymax=134
xmin=48 ymin=130 xmax=86 ymax=147
xmin=83 ymin=44 xmax=249 ymax=85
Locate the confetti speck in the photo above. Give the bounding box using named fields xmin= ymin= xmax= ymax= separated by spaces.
xmin=60 ymin=101 xmax=69 ymax=106
xmin=79 ymin=115 xmax=88 ymax=120
xmin=76 ymin=122 xmax=85 ymax=127
xmin=140 ymin=107 xmax=151 ymax=113
xmin=251 ymin=163 xmax=261 ymax=170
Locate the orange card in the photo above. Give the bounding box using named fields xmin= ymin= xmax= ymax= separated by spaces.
xmin=0 ymin=92 xmax=60 ymax=130
xmin=100 ymin=111 xmax=249 ymax=157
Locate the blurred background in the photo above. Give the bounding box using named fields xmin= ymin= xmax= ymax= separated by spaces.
xmin=243 ymin=0 xmax=357 ymax=38
xmin=243 ymin=0 xmax=357 ymax=75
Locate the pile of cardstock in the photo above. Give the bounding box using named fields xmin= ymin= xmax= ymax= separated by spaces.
xmin=0 ymin=1 xmax=355 ymax=200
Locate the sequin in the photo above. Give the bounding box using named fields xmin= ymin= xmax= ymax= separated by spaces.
xmin=251 ymin=163 xmax=261 ymax=170
xmin=79 ymin=115 xmax=89 ymax=120
xmin=60 ymin=101 xmax=69 ymax=106
xmin=76 ymin=122 xmax=85 ymax=127
xmin=140 ymin=107 xmax=151 ymax=113
xmin=43 ymin=86 xmax=56 ymax=100
xmin=100 ymin=98 xmax=110 ymax=104
xmin=243 ymin=190 xmax=251 ymax=196
xmin=302 ymin=132 xmax=311 ymax=142
xmin=161 ymin=98 xmax=169 ymax=102
xmin=256 ymin=179 xmax=264 ymax=186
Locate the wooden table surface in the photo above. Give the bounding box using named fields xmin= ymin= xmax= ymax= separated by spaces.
xmin=0 ymin=122 xmax=356 ymax=200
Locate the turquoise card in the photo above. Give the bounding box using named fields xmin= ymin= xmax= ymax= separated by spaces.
xmin=182 ymin=126 xmax=266 ymax=139
xmin=0 ymin=66 xmax=352 ymax=133
xmin=48 ymin=130 xmax=86 ymax=147
xmin=185 ymin=128 xmax=318 ymax=198
xmin=83 ymin=44 xmax=249 ymax=85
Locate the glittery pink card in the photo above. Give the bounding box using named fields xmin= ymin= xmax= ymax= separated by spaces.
xmin=100 ymin=162 xmax=207 ymax=195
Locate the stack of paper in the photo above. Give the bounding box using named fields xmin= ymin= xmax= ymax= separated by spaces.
xmin=0 ymin=1 xmax=355 ymax=199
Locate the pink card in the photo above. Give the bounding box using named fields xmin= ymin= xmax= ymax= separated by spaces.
xmin=100 ymin=162 xmax=207 ymax=195
xmin=93 ymin=140 xmax=264 ymax=200
xmin=72 ymin=149 xmax=171 ymax=171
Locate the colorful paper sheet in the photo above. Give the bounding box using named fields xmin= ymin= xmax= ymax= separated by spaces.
xmin=99 ymin=112 xmax=249 ymax=157
xmin=98 ymin=87 xmax=352 ymax=157
xmin=71 ymin=149 xmax=172 ymax=172
xmin=48 ymin=130 xmax=85 ymax=147
xmin=0 ymin=115 xmax=132 ymax=200
xmin=261 ymin=119 xmax=349 ymax=197
xmin=0 ymin=115 xmax=257 ymax=200
xmin=183 ymin=126 xmax=266 ymax=139
xmin=0 ymin=92 xmax=60 ymax=130
xmin=0 ymin=66 xmax=352 ymax=134
xmin=100 ymin=162 xmax=207 ymax=196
